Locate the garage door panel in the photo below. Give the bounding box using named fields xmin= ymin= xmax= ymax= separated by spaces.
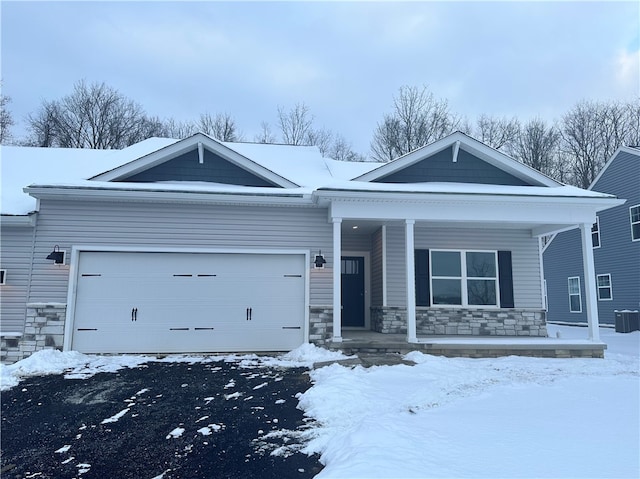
xmin=72 ymin=252 xmax=306 ymax=353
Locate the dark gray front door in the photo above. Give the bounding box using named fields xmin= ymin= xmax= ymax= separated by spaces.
xmin=341 ymin=256 xmax=365 ymax=327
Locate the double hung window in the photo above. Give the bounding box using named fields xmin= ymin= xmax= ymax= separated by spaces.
xmin=597 ymin=274 xmax=612 ymax=300
xmin=591 ymin=217 xmax=600 ymax=248
xmin=631 ymin=205 xmax=640 ymax=241
xmin=568 ymin=277 xmax=581 ymax=313
xmin=430 ymin=250 xmax=498 ymax=307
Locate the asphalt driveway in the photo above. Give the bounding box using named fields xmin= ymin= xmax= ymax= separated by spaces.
xmin=1 ymin=359 xmax=323 ymax=479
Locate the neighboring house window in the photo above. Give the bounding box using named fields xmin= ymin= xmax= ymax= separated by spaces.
xmin=591 ymin=217 xmax=600 ymax=248
xmin=568 ymin=277 xmax=582 ymax=313
xmin=597 ymin=274 xmax=613 ymax=301
xmin=631 ymin=205 xmax=640 ymax=241
xmin=430 ymin=250 xmax=498 ymax=307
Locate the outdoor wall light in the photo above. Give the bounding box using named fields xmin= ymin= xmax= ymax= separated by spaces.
xmin=314 ymin=251 xmax=327 ymax=269
xmin=46 ymin=245 xmax=65 ymax=264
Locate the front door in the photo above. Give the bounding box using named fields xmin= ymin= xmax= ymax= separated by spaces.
xmin=341 ymin=256 xmax=365 ymax=327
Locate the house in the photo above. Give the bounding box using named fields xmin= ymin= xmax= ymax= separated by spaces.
xmin=543 ymin=146 xmax=639 ymax=326
xmin=0 ymin=132 xmax=624 ymax=363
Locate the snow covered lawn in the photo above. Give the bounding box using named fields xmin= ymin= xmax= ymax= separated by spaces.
xmin=1 ymin=325 xmax=638 ymax=478
xmin=298 ymin=325 xmax=639 ymax=478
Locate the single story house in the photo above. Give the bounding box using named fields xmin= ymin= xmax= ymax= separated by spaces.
xmin=0 ymin=132 xmax=623 ymax=362
xmin=544 ymin=146 xmax=639 ymax=327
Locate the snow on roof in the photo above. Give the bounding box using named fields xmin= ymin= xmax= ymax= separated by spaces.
xmin=1 ymin=139 xmax=178 ymax=215
xmin=1 ymin=137 xmax=614 ymax=217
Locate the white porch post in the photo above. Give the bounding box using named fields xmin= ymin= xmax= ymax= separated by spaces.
xmin=579 ymin=222 xmax=600 ymax=341
xmin=332 ymin=217 xmax=343 ymax=342
xmin=405 ymin=220 xmax=417 ymax=343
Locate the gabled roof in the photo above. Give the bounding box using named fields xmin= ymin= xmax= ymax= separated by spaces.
xmin=588 ymin=146 xmax=640 ymax=191
xmin=354 ymin=131 xmax=561 ymax=187
xmin=90 ymin=133 xmax=301 ymax=188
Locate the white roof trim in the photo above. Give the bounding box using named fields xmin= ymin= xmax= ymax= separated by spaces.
xmin=588 ymin=146 xmax=639 ymax=191
xmin=90 ymin=133 xmax=300 ymax=188
xmin=354 ymin=131 xmax=561 ymax=187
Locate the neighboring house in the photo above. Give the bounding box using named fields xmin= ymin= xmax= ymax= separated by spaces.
xmin=543 ymin=146 xmax=639 ymax=325
xmin=0 ymin=132 xmax=623 ymax=362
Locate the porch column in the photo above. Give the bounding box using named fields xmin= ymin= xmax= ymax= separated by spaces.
xmin=405 ymin=220 xmax=417 ymax=342
xmin=579 ymin=222 xmax=600 ymax=341
xmin=332 ymin=217 xmax=343 ymax=342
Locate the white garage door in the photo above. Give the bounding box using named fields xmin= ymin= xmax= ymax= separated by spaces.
xmin=71 ymin=252 xmax=306 ymax=353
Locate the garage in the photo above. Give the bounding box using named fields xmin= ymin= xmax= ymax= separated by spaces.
xmin=70 ymin=251 xmax=307 ymax=354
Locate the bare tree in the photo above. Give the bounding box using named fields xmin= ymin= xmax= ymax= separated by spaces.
xmin=1 ymin=93 xmax=15 ymax=144
xmin=306 ymin=127 xmax=333 ymax=156
xmin=25 ymin=80 xmax=153 ymax=149
xmin=163 ymin=118 xmax=197 ymax=139
xmin=511 ymin=118 xmax=560 ymax=178
xmin=197 ymin=112 xmax=242 ymax=142
xmin=254 ymin=121 xmax=276 ymax=144
xmin=473 ymin=114 xmax=520 ymax=150
xmin=329 ymin=134 xmax=368 ymax=162
xmin=370 ymin=85 xmax=461 ymax=162
xmin=277 ymin=102 xmax=314 ymax=145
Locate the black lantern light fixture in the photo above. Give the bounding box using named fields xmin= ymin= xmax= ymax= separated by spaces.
xmin=314 ymin=251 xmax=326 ymax=269
xmin=46 ymin=245 xmax=65 ymax=264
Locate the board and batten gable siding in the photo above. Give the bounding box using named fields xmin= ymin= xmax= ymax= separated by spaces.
xmin=375 ymin=147 xmax=531 ymax=186
xmin=385 ymin=225 xmax=543 ymax=309
xmin=28 ymin=200 xmax=333 ymax=308
xmin=0 ymin=225 xmax=35 ymax=332
xmin=121 ymin=148 xmax=278 ymax=187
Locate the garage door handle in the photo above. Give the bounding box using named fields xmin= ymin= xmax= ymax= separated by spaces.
xmin=131 ymin=308 xmax=138 ymax=321
xmin=246 ymin=307 xmax=252 ymax=321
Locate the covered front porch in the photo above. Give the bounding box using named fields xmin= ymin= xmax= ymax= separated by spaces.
xmin=309 ymin=187 xmax=617 ymax=358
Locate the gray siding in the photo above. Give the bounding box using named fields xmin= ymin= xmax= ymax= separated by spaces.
xmin=544 ymin=150 xmax=640 ymax=324
xmin=371 ymin=228 xmax=383 ymax=307
xmin=543 ymin=229 xmax=586 ymax=323
xmin=28 ymin=200 xmax=333 ymax=309
xmin=386 ymin=225 xmax=543 ymax=308
xmin=0 ymin=225 xmax=34 ymax=332
xmin=376 ymin=147 xmax=531 ymax=186
xmin=123 ymin=149 xmax=278 ymax=187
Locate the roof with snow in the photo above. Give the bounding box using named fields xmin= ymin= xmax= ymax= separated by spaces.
xmin=1 ymin=132 xmax=617 ymax=216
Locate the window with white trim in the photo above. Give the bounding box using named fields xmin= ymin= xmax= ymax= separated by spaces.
xmin=591 ymin=217 xmax=600 ymax=248
xmin=597 ymin=274 xmax=613 ymax=301
xmin=430 ymin=250 xmax=498 ymax=307
xmin=568 ymin=276 xmax=581 ymax=313
xmin=631 ymin=205 xmax=640 ymax=241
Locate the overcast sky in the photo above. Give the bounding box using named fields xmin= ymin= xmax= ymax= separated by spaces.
xmin=2 ymin=1 xmax=639 ymax=155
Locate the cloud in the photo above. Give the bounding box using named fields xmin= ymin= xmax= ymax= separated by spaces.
xmin=614 ymin=48 xmax=640 ymax=97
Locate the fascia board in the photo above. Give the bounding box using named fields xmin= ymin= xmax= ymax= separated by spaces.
xmin=354 ymin=131 xmax=560 ymax=187
xmin=24 ymin=185 xmax=314 ymax=207
xmin=91 ymin=133 xmax=299 ymax=188
xmin=326 ymin=196 xmax=622 ymax=226
xmin=0 ymin=214 xmax=36 ymax=227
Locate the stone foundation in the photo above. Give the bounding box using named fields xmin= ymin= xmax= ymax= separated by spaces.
xmin=372 ymin=307 xmax=547 ymax=337
xmin=309 ymin=306 xmax=333 ymax=345
xmin=0 ymin=303 xmax=67 ymax=364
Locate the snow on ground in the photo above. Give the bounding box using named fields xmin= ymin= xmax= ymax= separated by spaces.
xmin=1 ymin=327 xmax=638 ymax=478
xmin=298 ymin=325 xmax=640 ymax=479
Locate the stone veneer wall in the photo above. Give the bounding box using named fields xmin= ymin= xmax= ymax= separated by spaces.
xmin=372 ymin=307 xmax=547 ymax=337
xmin=0 ymin=303 xmax=66 ymax=364
xmin=309 ymin=306 xmax=333 ymax=345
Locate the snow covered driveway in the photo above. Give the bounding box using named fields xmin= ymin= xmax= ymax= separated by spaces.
xmin=1 ymin=356 xmax=326 ymax=479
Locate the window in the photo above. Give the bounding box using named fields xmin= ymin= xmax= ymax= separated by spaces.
xmin=597 ymin=274 xmax=613 ymax=301
xmin=631 ymin=205 xmax=640 ymax=241
xmin=430 ymin=250 xmax=498 ymax=307
xmin=591 ymin=217 xmax=600 ymax=248
xmin=568 ymin=277 xmax=581 ymax=313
